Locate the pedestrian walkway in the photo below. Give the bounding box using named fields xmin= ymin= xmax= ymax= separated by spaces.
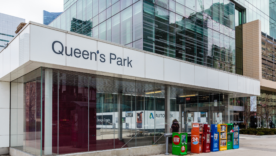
xmin=149 ymin=134 xmax=276 ymax=156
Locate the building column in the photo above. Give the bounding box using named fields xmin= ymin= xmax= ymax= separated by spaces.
xmin=179 ymin=104 xmax=182 ymax=132
xmin=165 ymin=86 xmax=171 ymax=133
xmin=44 ymin=69 xmax=53 ymax=155
xmin=117 ymin=93 xmax=122 ymax=140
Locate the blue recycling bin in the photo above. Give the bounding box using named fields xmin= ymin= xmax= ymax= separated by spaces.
xmin=210 ymin=124 xmax=219 ymax=152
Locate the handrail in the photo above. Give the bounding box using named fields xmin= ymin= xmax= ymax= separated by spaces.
xmin=153 ymin=133 xmax=165 ymax=145
xmin=121 ymin=133 xmax=138 ymax=148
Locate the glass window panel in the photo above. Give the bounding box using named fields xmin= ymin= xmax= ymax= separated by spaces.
xmin=93 ymin=26 xmax=98 ymax=38
xmin=107 ymin=18 xmax=112 ymax=42
xmin=87 ymin=0 xmax=93 ymax=20
xmin=133 ymin=0 xmax=143 ymax=41
xmin=99 ymin=0 xmax=106 ymax=13
xmin=112 ymin=1 xmax=120 ymax=16
xmin=197 ymin=0 xmax=203 ymax=12
xmin=112 ymin=0 xmax=119 ymax=4
xmin=212 ymin=0 xmax=220 ymax=22
xmin=176 ymin=0 xmax=185 ymax=5
xmin=169 ymin=0 xmax=175 ymax=12
xmin=99 ymin=10 xmax=106 ymax=24
xmin=107 ymin=0 xmax=112 ymax=7
xmin=156 ymin=0 xmax=169 ymax=9
xmin=121 ymin=7 xmax=133 ymax=45
xmin=66 ymin=9 xmax=71 ymax=31
xmin=186 ymin=0 xmax=196 ymax=10
xmin=176 ymin=3 xmax=185 ymax=16
xmin=93 ymin=0 xmax=99 ymax=17
xmin=99 ymin=22 xmax=106 ymax=40
xmin=93 ymin=15 xmax=98 ymax=27
xmin=133 ymin=39 xmax=143 ymax=50
xmin=71 ymin=3 xmax=77 ymax=19
xmin=77 ymin=0 xmax=83 ymax=20
xmin=112 ymin=13 xmax=120 ymax=44
xmin=107 ymin=6 xmax=112 ymax=19
xmin=83 ymin=0 xmax=87 ymax=20
xmin=121 ymin=0 xmax=132 ymax=10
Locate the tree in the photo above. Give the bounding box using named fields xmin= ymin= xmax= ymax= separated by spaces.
xmin=242 ymin=97 xmax=252 ymax=129
xmin=258 ymin=94 xmax=272 ymax=128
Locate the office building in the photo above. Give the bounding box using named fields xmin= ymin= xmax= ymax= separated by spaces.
xmin=43 ymin=10 xmax=62 ymax=25
xmin=0 ymin=12 xmax=25 ymax=51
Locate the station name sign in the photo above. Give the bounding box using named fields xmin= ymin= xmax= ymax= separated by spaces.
xmin=52 ymin=41 xmax=133 ymax=68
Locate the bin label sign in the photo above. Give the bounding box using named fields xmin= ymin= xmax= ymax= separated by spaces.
xmin=192 ymin=136 xmax=199 ymax=145
xmin=181 ymin=146 xmax=186 ymax=152
xmin=173 ymin=135 xmax=180 ymax=145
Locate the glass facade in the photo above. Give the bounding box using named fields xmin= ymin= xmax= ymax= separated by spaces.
xmin=10 ymin=68 xmax=231 ymax=155
xmin=64 ymin=0 xmax=78 ymax=11
xmin=0 ymin=12 xmax=25 ymax=51
xmin=43 ymin=11 xmax=63 ymax=25
xmin=49 ymin=0 xmax=236 ymax=73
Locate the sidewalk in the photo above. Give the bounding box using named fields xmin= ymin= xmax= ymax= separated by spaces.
xmin=149 ymin=134 xmax=276 ymax=156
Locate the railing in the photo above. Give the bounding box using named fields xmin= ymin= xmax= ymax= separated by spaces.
xmin=121 ymin=133 xmax=138 ymax=148
xmin=153 ymin=133 xmax=165 ymax=145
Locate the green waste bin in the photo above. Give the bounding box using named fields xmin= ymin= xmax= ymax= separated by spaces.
xmin=172 ymin=132 xmax=188 ymax=155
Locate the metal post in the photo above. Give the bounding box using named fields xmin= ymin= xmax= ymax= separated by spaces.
xmin=165 ymin=136 xmax=169 ymax=155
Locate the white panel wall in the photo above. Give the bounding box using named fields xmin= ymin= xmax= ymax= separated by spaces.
xmin=181 ymin=62 xmax=194 ymax=85
xmin=10 ymin=37 xmax=20 ymax=71
xmin=219 ymin=72 xmax=229 ymax=90
xmin=97 ymin=41 xmax=123 ymax=75
xmin=164 ymin=58 xmax=180 ymax=83
xmin=30 ymin=25 xmax=66 ymax=65
xmin=207 ymin=68 xmax=219 ymax=89
xmin=229 ymin=74 xmax=238 ymax=92
xmin=19 ymin=26 xmax=30 ymax=66
xmin=123 ymin=48 xmax=145 ymax=77
xmin=3 ymin=46 xmax=10 ymax=77
xmin=66 ymin=34 xmax=98 ymax=70
xmin=145 ymin=54 xmax=163 ymax=80
xmin=195 ymin=66 xmax=208 ymax=87
xmin=0 ymin=82 xmax=10 ymax=148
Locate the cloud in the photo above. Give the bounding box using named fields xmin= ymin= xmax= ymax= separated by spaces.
xmin=0 ymin=0 xmax=63 ymax=23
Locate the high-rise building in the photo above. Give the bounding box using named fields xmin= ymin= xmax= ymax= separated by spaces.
xmin=43 ymin=10 xmax=62 ymax=25
xmin=1 ymin=0 xmax=276 ymax=156
xmin=0 ymin=12 xmax=25 ymax=51
xmin=64 ymin=0 xmax=78 ymax=10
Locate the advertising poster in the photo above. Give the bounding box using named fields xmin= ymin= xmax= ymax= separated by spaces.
xmin=97 ymin=115 xmax=113 ymax=125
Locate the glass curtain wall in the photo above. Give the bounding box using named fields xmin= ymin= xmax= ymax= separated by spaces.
xmin=50 ymin=0 xmax=143 ymax=50
xmin=10 ymin=68 xmax=232 ymax=155
xmin=143 ymin=0 xmax=236 ymax=73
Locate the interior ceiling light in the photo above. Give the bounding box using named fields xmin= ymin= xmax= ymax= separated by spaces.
xmin=145 ymin=91 xmax=162 ymax=94
xmin=179 ymin=94 xmax=198 ymax=98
